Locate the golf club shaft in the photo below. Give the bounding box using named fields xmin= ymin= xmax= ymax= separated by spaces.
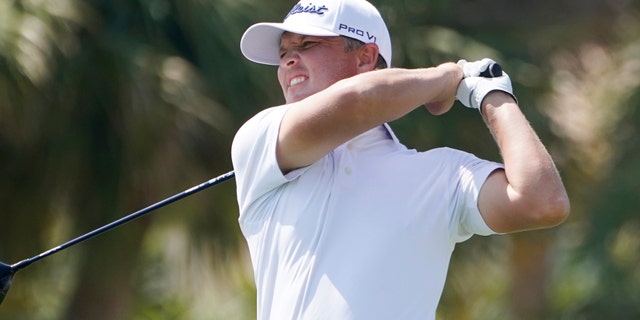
xmin=11 ymin=170 xmax=235 ymax=272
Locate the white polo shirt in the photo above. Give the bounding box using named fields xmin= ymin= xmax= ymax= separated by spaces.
xmin=231 ymin=105 xmax=502 ymax=320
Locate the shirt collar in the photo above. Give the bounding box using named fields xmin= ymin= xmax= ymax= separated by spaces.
xmin=346 ymin=123 xmax=398 ymax=149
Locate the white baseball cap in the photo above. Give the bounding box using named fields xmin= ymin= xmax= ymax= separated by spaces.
xmin=240 ymin=0 xmax=392 ymax=67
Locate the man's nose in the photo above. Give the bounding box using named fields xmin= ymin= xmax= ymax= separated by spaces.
xmin=280 ymin=51 xmax=300 ymax=68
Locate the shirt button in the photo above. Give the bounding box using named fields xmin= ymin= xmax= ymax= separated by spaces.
xmin=344 ymin=167 xmax=352 ymax=175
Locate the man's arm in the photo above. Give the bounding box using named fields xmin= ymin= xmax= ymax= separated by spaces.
xmin=477 ymin=92 xmax=570 ymax=233
xmin=277 ymin=63 xmax=462 ymax=173
xmin=454 ymin=60 xmax=570 ymax=233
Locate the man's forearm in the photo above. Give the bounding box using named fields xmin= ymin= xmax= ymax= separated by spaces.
xmin=482 ymin=92 xmax=570 ymax=225
xmin=333 ymin=63 xmax=463 ymax=123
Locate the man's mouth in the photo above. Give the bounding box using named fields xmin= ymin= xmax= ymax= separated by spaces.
xmin=289 ymin=76 xmax=307 ymax=87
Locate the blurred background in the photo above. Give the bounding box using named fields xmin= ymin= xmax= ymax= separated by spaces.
xmin=1 ymin=0 xmax=639 ymax=319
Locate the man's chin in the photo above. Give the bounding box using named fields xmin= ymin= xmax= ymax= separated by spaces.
xmin=285 ymin=92 xmax=312 ymax=104
xmin=285 ymin=97 xmax=300 ymax=104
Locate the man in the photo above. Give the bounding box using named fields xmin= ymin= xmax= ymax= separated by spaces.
xmin=231 ymin=0 xmax=570 ymax=319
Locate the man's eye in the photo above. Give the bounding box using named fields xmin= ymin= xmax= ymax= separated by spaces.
xmin=278 ymin=40 xmax=319 ymax=59
xmin=301 ymin=41 xmax=318 ymax=49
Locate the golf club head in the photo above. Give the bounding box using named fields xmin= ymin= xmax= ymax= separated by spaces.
xmin=0 ymin=261 xmax=14 ymax=305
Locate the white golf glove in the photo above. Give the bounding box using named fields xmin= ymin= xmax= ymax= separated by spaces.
xmin=456 ymin=59 xmax=517 ymax=111
xmin=457 ymin=58 xmax=495 ymax=77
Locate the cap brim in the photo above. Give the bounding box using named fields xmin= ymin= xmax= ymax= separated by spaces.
xmin=240 ymin=22 xmax=340 ymax=66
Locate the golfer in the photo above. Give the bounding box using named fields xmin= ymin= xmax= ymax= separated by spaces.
xmin=231 ymin=0 xmax=570 ymax=319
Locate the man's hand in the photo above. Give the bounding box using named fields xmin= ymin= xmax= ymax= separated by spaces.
xmin=456 ymin=59 xmax=517 ymax=112
xmin=457 ymin=58 xmax=495 ymax=77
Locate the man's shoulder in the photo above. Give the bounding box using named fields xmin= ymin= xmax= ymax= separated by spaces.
xmin=409 ymin=146 xmax=470 ymax=159
xmin=400 ymin=146 xmax=489 ymax=170
xmin=242 ymin=105 xmax=289 ymax=127
xmin=234 ymin=105 xmax=289 ymax=141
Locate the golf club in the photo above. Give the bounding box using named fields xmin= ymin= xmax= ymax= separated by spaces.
xmin=0 ymin=170 xmax=235 ymax=305
xmin=480 ymin=62 xmax=503 ymax=78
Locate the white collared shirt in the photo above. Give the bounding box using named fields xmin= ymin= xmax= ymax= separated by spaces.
xmin=232 ymin=105 xmax=502 ymax=320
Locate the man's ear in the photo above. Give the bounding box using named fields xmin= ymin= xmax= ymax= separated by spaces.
xmin=357 ymin=43 xmax=380 ymax=71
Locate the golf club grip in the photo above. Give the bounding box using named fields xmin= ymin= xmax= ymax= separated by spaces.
xmin=479 ymin=63 xmax=503 ymax=78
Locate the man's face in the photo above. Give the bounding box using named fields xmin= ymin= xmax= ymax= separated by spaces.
xmin=277 ymin=32 xmax=361 ymax=103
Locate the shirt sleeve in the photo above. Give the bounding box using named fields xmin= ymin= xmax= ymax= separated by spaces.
xmin=231 ymin=106 xmax=290 ymax=220
xmin=448 ymin=149 xmax=504 ymax=243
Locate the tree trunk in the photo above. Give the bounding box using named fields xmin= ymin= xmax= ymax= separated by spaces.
xmin=509 ymin=230 xmax=555 ymax=320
